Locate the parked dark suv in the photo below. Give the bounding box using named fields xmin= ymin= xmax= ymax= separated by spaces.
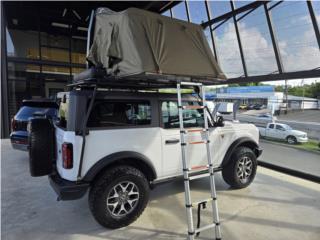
xmin=10 ymin=99 xmax=58 ymax=151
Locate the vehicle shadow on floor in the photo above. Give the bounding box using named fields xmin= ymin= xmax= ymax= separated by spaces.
xmin=149 ymin=173 xmax=232 ymax=201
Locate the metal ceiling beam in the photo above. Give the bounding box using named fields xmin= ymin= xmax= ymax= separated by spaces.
xmin=268 ymin=1 xmax=283 ymax=11
xmin=201 ymin=0 xmax=268 ymax=28
xmin=236 ymin=6 xmax=259 ymax=22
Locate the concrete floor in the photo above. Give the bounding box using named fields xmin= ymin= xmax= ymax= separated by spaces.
xmin=1 ymin=139 xmax=320 ymax=240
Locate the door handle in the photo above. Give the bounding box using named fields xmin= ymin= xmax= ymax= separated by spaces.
xmin=165 ymin=139 xmax=180 ymax=144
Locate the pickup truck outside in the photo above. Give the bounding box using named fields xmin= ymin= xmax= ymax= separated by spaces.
xmin=258 ymin=123 xmax=308 ymax=144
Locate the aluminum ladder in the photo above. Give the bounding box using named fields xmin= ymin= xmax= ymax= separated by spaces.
xmin=177 ymin=82 xmax=221 ymax=240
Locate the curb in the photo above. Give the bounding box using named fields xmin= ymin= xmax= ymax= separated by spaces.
xmin=260 ymin=139 xmax=320 ymax=155
xmin=258 ymin=161 xmax=320 ymax=184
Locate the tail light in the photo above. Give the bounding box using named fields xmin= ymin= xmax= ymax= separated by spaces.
xmin=11 ymin=118 xmax=16 ymax=131
xmin=62 ymin=142 xmax=73 ymax=169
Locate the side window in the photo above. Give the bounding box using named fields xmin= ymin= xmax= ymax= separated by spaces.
xmin=161 ymin=101 xmax=204 ymax=129
xmin=269 ymin=124 xmax=274 ymax=129
xmin=276 ymin=125 xmax=284 ymax=131
xmin=87 ymin=101 xmax=151 ymax=128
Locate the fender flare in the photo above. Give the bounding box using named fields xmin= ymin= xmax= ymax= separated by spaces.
xmin=82 ymin=151 xmax=157 ymax=182
xmin=221 ymin=137 xmax=260 ymax=167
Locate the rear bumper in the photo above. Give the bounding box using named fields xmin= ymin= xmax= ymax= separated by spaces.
xmin=11 ymin=142 xmax=28 ymax=151
xmin=10 ymin=133 xmax=28 ymax=151
xmin=49 ymin=174 xmax=90 ymax=201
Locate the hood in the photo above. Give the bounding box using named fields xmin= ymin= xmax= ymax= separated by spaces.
xmin=289 ymin=129 xmax=307 ymax=136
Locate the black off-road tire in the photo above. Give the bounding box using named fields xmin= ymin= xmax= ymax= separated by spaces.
xmin=89 ymin=165 xmax=150 ymax=229
xmin=222 ymin=146 xmax=257 ymax=189
xmin=28 ymin=118 xmax=54 ymax=177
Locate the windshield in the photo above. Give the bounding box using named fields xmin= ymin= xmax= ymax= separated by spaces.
xmin=282 ymin=124 xmax=292 ymax=130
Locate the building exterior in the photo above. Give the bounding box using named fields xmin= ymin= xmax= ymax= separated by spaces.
xmin=206 ymin=86 xmax=319 ymax=110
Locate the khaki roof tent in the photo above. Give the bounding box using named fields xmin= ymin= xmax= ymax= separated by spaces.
xmin=73 ymin=7 xmax=226 ymax=88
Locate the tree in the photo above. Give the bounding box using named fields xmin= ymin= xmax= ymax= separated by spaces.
xmin=275 ymin=85 xmax=284 ymax=92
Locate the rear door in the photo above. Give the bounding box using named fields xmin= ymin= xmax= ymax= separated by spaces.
xmin=160 ymin=100 xmax=207 ymax=177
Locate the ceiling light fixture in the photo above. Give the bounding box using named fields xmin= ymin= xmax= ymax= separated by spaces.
xmin=62 ymin=8 xmax=67 ymax=17
xmin=52 ymin=22 xmax=70 ymax=28
xmin=72 ymin=36 xmax=87 ymax=40
xmin=72 ymin=10 xmax=81 ymax=20
xmin=77 ymin=27 xmax=88 ymax=31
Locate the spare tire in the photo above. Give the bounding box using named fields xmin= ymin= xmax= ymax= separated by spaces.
xmin=28 ymin=118 xmax=55 ymax=177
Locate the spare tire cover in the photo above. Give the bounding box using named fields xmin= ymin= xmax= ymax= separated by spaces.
xmin=28 ymin=118 xmax=54 ymax=177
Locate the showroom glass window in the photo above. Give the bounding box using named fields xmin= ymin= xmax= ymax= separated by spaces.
xmin=187 ymin=1 xmax=208 ymax=24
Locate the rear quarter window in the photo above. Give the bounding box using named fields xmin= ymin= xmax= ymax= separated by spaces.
xmin=87 ymin=101 xmax=151 ymax=128
xmin=269 ymin=124 xmax=275 ymax=129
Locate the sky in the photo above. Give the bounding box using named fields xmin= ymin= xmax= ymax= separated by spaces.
xmin=165 ymin=1 xmax=320 ymax=86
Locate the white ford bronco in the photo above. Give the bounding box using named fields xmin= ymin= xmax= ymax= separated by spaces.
xmin=28 ymin=88 xmax=262 ymax=229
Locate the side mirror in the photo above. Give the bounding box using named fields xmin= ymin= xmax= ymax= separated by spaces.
xmin=214 ymin=116 xmax=224 ymax=127
xmin=212 ymin=103 xmax=221 ymax=118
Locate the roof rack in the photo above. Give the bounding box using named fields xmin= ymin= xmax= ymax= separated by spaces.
xmin=69 ymin=67 xmax=223 ymax=90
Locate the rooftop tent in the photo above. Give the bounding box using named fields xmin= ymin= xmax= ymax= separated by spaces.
xmin=84 ymin=7 xmax=226 ymax=86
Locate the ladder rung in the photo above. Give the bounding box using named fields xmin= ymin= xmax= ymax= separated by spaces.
xmin=186 ymin=128 xmax=205 ymax=133
xmin=190 ymin=165 xmax=208 ymax=170
xmin=192 ymin=198 xmax=214 ymax=207
xmin=195 ymin=223 xmax=216 ymax=234
xmin=189 ymin=140 xmax=207 ymax=145
xmin=182 ymin=105 xmax=204 ymax=110
xmin=189 ymin=173 xmax=210 ymax=181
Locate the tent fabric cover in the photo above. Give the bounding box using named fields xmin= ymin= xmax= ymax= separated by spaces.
xmin=87 ymin=8 xmax=226 ymax=82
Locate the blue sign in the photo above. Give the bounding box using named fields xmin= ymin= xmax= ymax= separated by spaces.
xmin=205 ymin=93 xmax=217 ymax=100
xmin=217 ymin=86 xmax=274 ymax=94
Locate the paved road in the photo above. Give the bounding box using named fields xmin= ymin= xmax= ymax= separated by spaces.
xmin=259 ymin=140 xmax=320 ymax=177
xmin=277 ymin=110 xmax=320 ymax=123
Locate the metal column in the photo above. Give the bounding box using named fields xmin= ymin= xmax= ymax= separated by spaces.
xmin=1 ymin=2 xmax=10 ymax=138
xmin=307 ymin=0 xmax=320 ymax=50
xmin=264 ymin=2 xmax=284 ymax=74
xmin=204 ymin=0 xmax=219 ymax=63
xmin=230 ymin=0 xmax=248 ymax=77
